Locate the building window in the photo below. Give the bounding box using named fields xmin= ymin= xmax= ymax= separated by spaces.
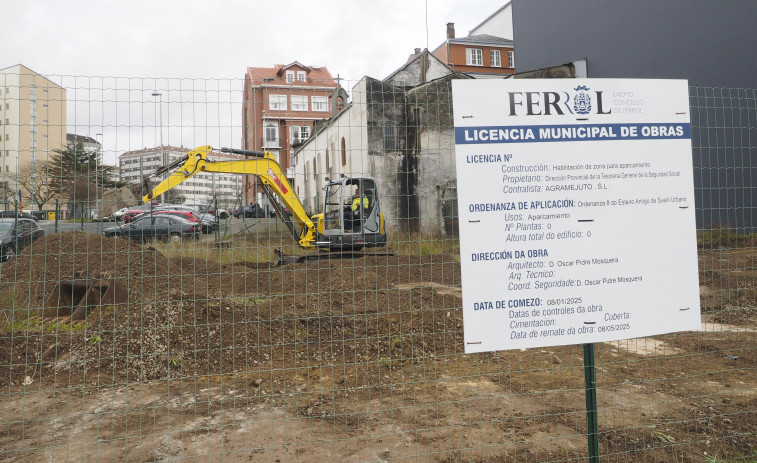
xmin=290 ymin=125 xmax=310 ymax=144
xmin=291 ymin=95 xmax=307 ymax=111
xmin=297 ymin=71 xmax=306 ymax=82
xmin=508 ymin=50 xmax=515 ymax=68
xmin=264 ymin=122 xmax=279 ymax=147
xmin=341 ymin=138 xmax=346 ymax=166
xmin=466 ymin=48 xmax=483 ymax=66
xmin=312 ymin=96 xmax=328 ymax=112
xmin=286 ymin=71 xmax=294 ymax=83
xmin=269 ymin=94 xmax=287 ymax=110
xmin=490 ymin=50 xmax=501 ymax=67
xmin=383 ymin=125 xmax=398 ymax=150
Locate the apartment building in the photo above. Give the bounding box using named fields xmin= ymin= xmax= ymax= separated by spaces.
xmin=0 ymin=64 xmax=66 ymax=194
xmin=119 ymin=146 xmax=244 ymax=208
xmin=242 ymin=62 xmax=344 ymax=203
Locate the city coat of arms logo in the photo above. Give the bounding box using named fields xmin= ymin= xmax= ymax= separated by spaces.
xmin=573 ymin=85 xmax=592 ymax=115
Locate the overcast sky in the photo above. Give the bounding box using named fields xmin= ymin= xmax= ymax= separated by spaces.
xmin=7 ymin=0 xmax=506 ymax=163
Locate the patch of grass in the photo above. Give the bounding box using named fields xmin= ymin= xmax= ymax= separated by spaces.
xmin=704 ymin=443 xmax=757 ymax=462
xmin=1 ymin=317 xmax=88 ymax=334
xmin=698 ymin=227 xmax=757 ymax=249
xmin=168 ymin=354 xmax=183 ymax=369
xmin=151 ymin=235 xmax=304 ymax=264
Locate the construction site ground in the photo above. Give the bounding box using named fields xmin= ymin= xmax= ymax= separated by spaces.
xmin=1 ymin=231 xmax=756 ymax=462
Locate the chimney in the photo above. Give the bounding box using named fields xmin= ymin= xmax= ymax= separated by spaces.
xmin=446 ymin=22 xmax=455 ymax=39
xmin=414 ymin=48 xmax=421 ymax=54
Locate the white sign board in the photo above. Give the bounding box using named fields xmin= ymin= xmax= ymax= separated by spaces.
xmin=452 ymin=79 xmax=700 ymax=353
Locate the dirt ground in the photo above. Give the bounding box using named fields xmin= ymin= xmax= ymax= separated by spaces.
xmin=1 ymin=231 xmax=756 ymax=462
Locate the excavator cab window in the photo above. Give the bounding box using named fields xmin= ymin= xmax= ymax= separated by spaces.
xmin=323 ymin=183 xmax=343 ymax=232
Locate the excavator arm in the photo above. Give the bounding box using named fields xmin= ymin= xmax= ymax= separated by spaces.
xmin=142 ymin=145 xmax=318 ymax=249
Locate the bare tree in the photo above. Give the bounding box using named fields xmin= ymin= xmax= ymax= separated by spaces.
xmin=17 ymin=161 xmax=58 ymax=211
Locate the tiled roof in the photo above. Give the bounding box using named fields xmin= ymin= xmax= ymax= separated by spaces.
xmin=246 ymin=62 xmax=337 ymax=87
xmin=451 ymin=34 xmax=513 ymax=46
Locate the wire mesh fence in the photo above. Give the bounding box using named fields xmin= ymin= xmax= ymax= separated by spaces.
xmin=1 ymin=72 xmax=756 ymax=462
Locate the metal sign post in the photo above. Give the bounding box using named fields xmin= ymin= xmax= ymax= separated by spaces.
xmin=583 ymin=343 xmax=600 ymax=462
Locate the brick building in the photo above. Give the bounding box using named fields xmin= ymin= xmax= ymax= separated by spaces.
xmin=432 ymin=23 xmax=514 ymax=78
xmin=241 ymin=62 xmax=346 ymax=204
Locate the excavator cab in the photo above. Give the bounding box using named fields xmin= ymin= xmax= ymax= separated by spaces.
xmin=319 ymin=177 xmax=386 ymax=250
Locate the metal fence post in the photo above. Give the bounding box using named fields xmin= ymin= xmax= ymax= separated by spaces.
xmin=583 ymin=343 xmax=600 ymax=463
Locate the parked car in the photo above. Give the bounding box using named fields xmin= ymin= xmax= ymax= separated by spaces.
xmin=103 ymin=215 xmax=201 ymax=243
xmin=0 ymin=211 xmax=37 ymax=221
xmin=122 ymin=208 xmax=151 ymax=223
xmin=0 ymin=218 xmax=45 ymax=261
xmin=208 ymin=207 xmax=229 ymax=219
xmin=112 ymin=207 xmax=131 ymax=221
xmin=234 ymin=202 xmax=267 ymax=218
xmin=151 ymin=206 xmax=217 ymax=232
xmin=183 ymin=204 xmax=229 ymax=220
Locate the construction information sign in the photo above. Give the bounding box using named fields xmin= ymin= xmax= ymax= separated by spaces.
xmin=452 ymin=79 xmax=700 ymax=353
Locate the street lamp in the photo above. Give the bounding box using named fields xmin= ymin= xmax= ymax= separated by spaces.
xmin=152 ymin=92 xmax=164 ymax=154
xmin=152 ymin=92 xmax=165 ymax=203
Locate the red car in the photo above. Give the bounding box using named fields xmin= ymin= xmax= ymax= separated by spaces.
xmin=152 ymin=210 xmax=201 ymax=223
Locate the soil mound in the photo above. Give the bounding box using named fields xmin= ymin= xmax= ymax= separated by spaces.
xmin=0 ymin=231 xmax=171 ymax=309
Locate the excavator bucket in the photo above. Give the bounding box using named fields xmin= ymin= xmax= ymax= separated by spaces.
xmin=43 ymin=272 xmax=128 ymax=322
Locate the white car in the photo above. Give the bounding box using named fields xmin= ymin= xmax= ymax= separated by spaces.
xmin=113 ymin=207 xmax=130 ymax=221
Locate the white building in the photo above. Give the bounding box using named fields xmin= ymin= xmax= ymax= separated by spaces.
xmin=119 ymin=146 xmax=244 ymax=208
xmin=469 ymin=2 xmax=513 ymax=40
xmin=66 ymin=133 xmax=101 ymax=152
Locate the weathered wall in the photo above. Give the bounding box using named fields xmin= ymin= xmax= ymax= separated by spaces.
xmin=405 ymin=74 xmax=471 ymax=236
xmin=384 ymin=52 xmax=453 ymax=89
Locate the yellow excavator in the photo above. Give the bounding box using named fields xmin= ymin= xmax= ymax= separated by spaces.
xmin=142 ymin=145 xmax=387 ymax=260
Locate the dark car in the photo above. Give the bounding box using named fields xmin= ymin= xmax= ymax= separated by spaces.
xmin=0 ymin=211 xmax=37 ymax=221
xmin=0 ymin=218 xmax=45 ymax=261
xmin=103 ymin=215 xmax=201 ymax=243
xmin=234 ymin=203 xmax=268 ymax=218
